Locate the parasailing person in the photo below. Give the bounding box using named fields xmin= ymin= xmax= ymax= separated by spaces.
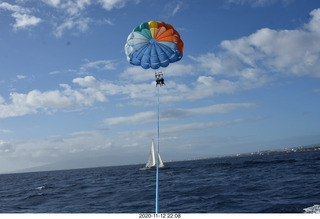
xmin=155 ymin=72 xmax=165 ymax=87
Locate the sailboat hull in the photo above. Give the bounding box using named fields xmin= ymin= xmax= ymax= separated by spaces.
xmin=140 ymin=165 xmax=166 ymax=171
xmin=145 ymin=164 xmax=164 ymax=169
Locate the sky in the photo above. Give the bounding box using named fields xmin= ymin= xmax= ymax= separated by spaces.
xmin=0 ymin=0 xmax=320 ymax=173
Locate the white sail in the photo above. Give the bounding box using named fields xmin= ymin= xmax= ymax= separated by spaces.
xmin=145 ymin=139 xmax=164 ymax=168
xmin=158 ymin=151 xmax=164 ymax=168
xmin=145 ymin=140 xmax=156 ymax=168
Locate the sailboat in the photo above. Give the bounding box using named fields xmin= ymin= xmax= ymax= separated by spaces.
xmin=145 ymin=139 xmax=164 ymax=168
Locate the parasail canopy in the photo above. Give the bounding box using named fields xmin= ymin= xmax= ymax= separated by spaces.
xmin=125 ymin=21 xmax=184 ymax=70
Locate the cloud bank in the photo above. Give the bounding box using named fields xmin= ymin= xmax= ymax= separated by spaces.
xmin=104 ymin=103 xmax=257 ymax=126
xmin=1 ymin=8 xmax=320 ymax=119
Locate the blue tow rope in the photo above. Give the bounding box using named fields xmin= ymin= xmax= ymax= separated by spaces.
xmin=155 ymin=86 xmax=160 ymax=214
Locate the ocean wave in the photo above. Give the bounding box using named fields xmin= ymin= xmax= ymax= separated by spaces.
xmin=22 ymin=193 xmax=47 ymax=201
xmin=36 ymin=186 xmax=45 ymax=190
xmin=304 ymin=205 xmax=320 ymax=214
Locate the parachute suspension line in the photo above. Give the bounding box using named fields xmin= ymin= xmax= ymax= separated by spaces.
xmin=155 ymin=71 xmax=163 ymax=214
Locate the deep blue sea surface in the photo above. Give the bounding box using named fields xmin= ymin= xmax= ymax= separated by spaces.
xmin=0 ymin=150 xmax=320 ymax=213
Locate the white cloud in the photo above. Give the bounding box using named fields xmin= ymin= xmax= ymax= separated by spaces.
xmin=0 ymin=2 xmax=26 ymax=12
xmin=91 ymin=74 xmax=247 ymax=104
xmin=120 ymin=63 xmax=194 ymax=83
xmin=104 ymin=111 xmax=155 ymax=126
xmin=0 ymin=129 xmax=12 ymax=134
xmin=189 ymin=7 xmax=320 ymax=99
xmin=163 ymin=118 xmax=246 ymax=135
xmin=103 ymin=18 xmax=115 ymax=26
xmin=42 ymin=0 xmax=130 ymax=37
xmin=0 ymin=129 xmax=113 ymax=172
xmin=120 ymin=67 xmax=155 ymax=82
xmin=305 ymin=8 xmax=320 ymax=34
xmin=163 ymin=63 xmax=194 ymax=77
xmin=24 ymin=89 xmax=78 ymax=108
xmin=42 ymin=0 xmax=61 ymax=8
xmin=2 ymin=73 xmax=252 ymax=119
xmin=0 ymin=94 xmax=38 ymax=118
xmin=0 ymin=78 xmax=109 ymax=118
xmin=172 ymin=2 xmax=182 ymax=15
xmin=72 ymin=76 xmax=157 ymax=101
xmin=54 ymin=16 xmax=91 ymax=37
xmin=219 ymin=9 xmax=320 ymax=78
xmin=163 ymin=0 xmax=184 ymax=17
xmin=171 ymin=12 xmax=318 ymax=108
xmin=16 ymin=75 xmax=27 ymax=79
xmin=98 ymin=0 xmax=127 ymax=11
xmin=43 ymin=0 xmax=90 ymax=16
xmin=12 ymin=12 xmax=42 ymax=30
xmin=0 ymin=2 xmax=41 ymax=30
xmin=80 ymin=59 xmax=116 ymax=73
xmin=1 ymin=0 xmax=136 ymax=36
xmin=2 ymin=69 xmax=260 ymax=119
xmin=152 ymin=73 xmax=268 ymax=103
xmin=104 ymin=102 xmax=257 ymax=126
xmin=43 ymin=0 xmax=91 ymax=37
xmin=112 ymin=116 xmax=265 ymax=150
xmin=227 ymin=0 xmax=292 ymax=8
xmin=73 ymin=76 xmax=99 ymax=87
xmin=0 ymin=140 xmax=14 ymax=153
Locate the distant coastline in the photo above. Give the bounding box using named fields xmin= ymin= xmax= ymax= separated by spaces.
xmin=234 ymin=144 xmax=320 ymax=157
xmin=179 ymin=143 xmax=320 ymax=162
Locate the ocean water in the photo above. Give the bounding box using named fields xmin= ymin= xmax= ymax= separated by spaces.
xmin=0 ymin=150 xmax=319 ymax=213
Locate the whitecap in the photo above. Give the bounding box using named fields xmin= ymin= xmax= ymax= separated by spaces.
xmin=304 ymin=204 xmax=320 ymax=213
xmin=36 ymin=186 xmax=45 ymax=190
